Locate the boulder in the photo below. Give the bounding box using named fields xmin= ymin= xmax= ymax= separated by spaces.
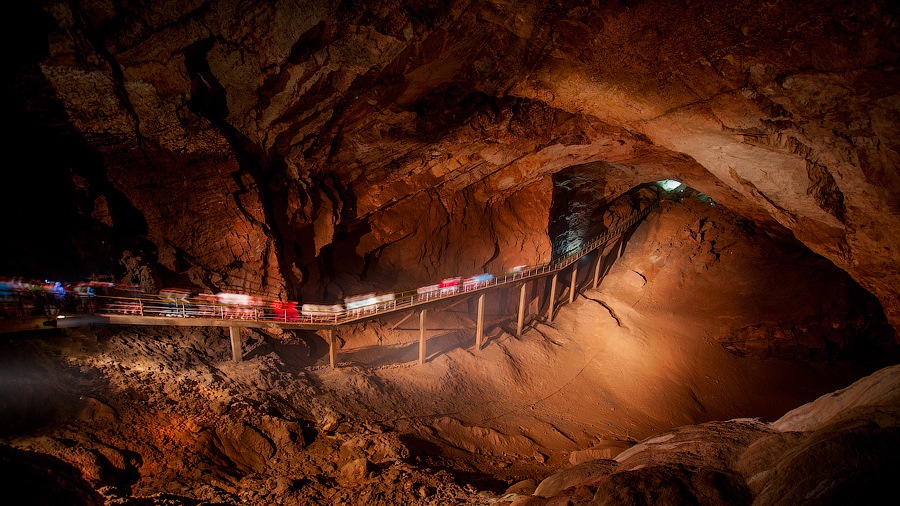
xmin=534 ymin=459 xmax=617 ymax=498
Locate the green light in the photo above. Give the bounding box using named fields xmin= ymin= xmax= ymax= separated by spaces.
xmin=659 ymin=179 xmax=682 ymax=191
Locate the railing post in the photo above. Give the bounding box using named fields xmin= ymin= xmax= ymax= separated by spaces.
xmin=329 ymin=328 xmax=337 ymax=368
xmin=516 ymin=283 xmax=527 ymax=336
xmin=548 ymin=272 xmax=558 ymax=323
xmin=419 ymin=309 xmax=427 ymax=365
xmin=230 ymin=326 xmax=242 ymax=362
xmin=475 ymin=294 xmax=485 ymax=351
xmin=569 ymin=263 xmax=578 ymax=304
xmin=593 ymin=247 xmax=604 ymax=288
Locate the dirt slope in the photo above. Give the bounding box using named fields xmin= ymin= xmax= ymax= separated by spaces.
xmin=2 ymin=197 xmax=895 ymax=504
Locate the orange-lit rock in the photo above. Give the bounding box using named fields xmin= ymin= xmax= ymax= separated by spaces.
xmin=4 ymin=0 xmax=900 ymax=504
xmin=10 ymin=0 xmax=896 ymax=329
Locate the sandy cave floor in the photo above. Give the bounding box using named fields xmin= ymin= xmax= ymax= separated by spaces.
xmin=266 ymin=198 xmax=897 ymax=479
xmin=2 ymin=198 xmax=897 ymax=503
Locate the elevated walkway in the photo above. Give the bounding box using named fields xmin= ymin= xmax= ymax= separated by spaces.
xmin=7 ymin=198 xmax=658 ymax=367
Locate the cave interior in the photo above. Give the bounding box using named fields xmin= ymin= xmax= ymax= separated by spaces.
xmin=2 ymin=1 xmax=900 ymax=505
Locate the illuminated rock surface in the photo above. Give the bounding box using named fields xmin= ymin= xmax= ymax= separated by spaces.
xmin=7 ymin=0 xmax=899 ymax=323
xmin=3 ymin=197 xmax=898 ymax=504
xmin=3 ymin=0 xmax=899 ymax=504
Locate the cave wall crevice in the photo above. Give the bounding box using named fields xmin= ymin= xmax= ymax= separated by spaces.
xmin=5 ymin=0 xmax=898 ymax=329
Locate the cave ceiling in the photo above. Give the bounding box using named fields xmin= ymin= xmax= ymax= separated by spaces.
xmin=6 ymin=0 xmax=900 ymax=328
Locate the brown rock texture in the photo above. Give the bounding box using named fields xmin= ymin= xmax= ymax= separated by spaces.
xmin=2 ymin=193 xmax=896 ymax=504
xmin=4 ymin=1 xmax=900 ymax=504
xmin=0 ymin=444 xmax=105 ymax=506
xmin=5 ymin=0 xmax=898 ymax=330
xmin=512 ymin=364 xmax=900 ymax=505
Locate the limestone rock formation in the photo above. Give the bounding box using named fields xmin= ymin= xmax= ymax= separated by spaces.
xmin=5 ymin=0 xmax=898 ymax=330
xmin=4 ymin=1 xmax=900 ymax=504
xmin=1 ymin=191 xmax=894 ymax=504
xmin=514 ymin=364 xmax=900 ymax=505
xmin=0 ymin=444 xmax=105 ymax=506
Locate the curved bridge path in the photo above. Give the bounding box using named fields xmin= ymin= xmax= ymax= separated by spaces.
xmin=51 ymin=200 xmax=658 ymax=367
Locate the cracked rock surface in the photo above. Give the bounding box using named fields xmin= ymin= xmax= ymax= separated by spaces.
xmin=3 ymin=196 xmax=896 ymax=504
xmin=4 ymin=1 xmax=900 ymax=504
xmin=6 ymin=0 xmax=899 ymax=328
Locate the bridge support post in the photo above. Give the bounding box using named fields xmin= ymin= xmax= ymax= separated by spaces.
xmin=593 ymin=248 xmax=604 ymax=288
xmin=229 ymin=326 xmax=242 ymax=362
xmin=419 ymin=309 xmax=427 ymax=365
xmin=569 ymin=263 xmax=578 ymax=303
xmin=328 ymin=328 xmax=337 ymax=369
xmin=475 ymin=294 xmax=485 ymax=351
xmin=516 ymin=283 xmax=527 ymax=336
xmin=548 ymin=273 xmax=558 ymax=323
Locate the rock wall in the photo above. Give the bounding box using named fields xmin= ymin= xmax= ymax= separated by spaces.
xmin=510 ymin=364 xmax=900 ymax=505
xmin=506 ymin=0 xmax=900 ymax=328
xmin=7 ymin=1 xmax=899 ymax=327
xmin=2 ymin=196 xmax=895 ymax=504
